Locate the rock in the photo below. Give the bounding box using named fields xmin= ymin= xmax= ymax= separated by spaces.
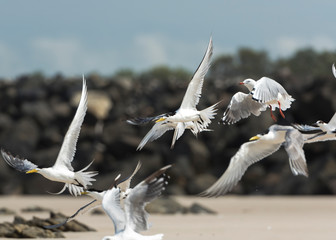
xmin=0 ymin=207 xmax=16 ymax=215
xmin=146 ymin=197 xmax=187 ymax=214
xmin=21 ymin=206 xmax=52 ymax=213
xmin=188 ymin=203 xmax=216 ymax=214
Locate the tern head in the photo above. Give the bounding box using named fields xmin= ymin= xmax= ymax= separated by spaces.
xmin=315 ymin=120 xmax=326 ymax=126
xmin=240 ymin=78 xmax=256 ymax=92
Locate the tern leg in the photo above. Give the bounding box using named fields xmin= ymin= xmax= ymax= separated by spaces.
xmin=278 ymin=101 xmax=285 ymax=119
xmin=269 ymin=105 xmax=277 ymax=122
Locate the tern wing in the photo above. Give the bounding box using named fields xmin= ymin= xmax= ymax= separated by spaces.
xmin=124 ymin=165 xmax=171 ymax=232
xmin=251 ymin=77 xmax=288 ymax=103
xmin=137 ymin=121 xmax=175 ymax=150
xmin=1 ymin=149 xmax=38 ymax=172
xmin=53 ymin=77 xmax=88 ymax=171
xmin=44 ymin=199 xmax=100 ymax=229
xmin=200 ymin=138 xmax=282 ymax=197
xmin=283 ymin=129 xmax=308 ymax=177
xmin=171 ymin=122 xmax=186 ymax=149
xmin=180 ymin=37 xmax=213 ymax=110
xmin=117 ymin=161 xmax=142 ymax=192
xmin=221 ymin=92 xmax=267 ymax=124
xmin=102 ymin=187 xmax=126 ymax=234
xmin=332 ymin=63 xmax=336 ymax=78
xmin=126 ymin=113 xmax=173 ymax=125
xmin=292 ymin=124 xmax=320 ymax=132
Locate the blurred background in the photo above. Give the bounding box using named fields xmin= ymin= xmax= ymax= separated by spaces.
xmin=0 ymin=0 xmax=336 ymax=195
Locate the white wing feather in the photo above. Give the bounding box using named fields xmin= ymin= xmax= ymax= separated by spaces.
xmin=180 ymin=37 xmax=213 ymax=110
xmin=222 ymin=92 xmax=267 ymax=124
xmin=201 ymin=138 xmax=282 ymax=197
xmin=53 ymin=77 xmax=88 ymax=170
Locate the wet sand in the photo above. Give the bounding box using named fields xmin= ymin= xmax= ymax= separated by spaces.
xmin=0 ymin=195 xmax=335 ymax=240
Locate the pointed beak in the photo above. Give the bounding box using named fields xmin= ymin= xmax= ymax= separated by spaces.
xmin=239 ymin=82 xmax=244 ymax=85
xmin=26 ymin=169 xmax=38 ymax=174
xmin=249 ymin=135 xmax=260 ymax=141
xmin=155 ymin=117 xmax=165 ymax=123
xmin=81 ymin=191 xmax=88 ymax=195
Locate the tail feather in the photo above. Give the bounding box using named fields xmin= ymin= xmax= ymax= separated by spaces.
xmin=196 ymin=102 xmax=218 ymax=131
xmin=75 ymin=161 xmax=98 ymax=189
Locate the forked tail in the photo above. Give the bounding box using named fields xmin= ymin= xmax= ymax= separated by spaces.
xmin=196 ymin=102 xmax=219 ymax=131
xmin=75 ymin=160 xmax=98 ymax=190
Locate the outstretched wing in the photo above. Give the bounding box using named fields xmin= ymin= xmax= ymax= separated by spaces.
xmin=180 ymin=37 xmax=213 ymax=110
xmin=137 ymin=121 xmax=175 ymax=151
xmin=53 ymin=77 xmax=88 ymax=171
xmin=200 ymin=138 xmax=282 ymax=197
xmin=221 ymin=92 xmax=267 ymax=124
xmin=126 ymin=112 xmax=174 ymax=125
xmin=332 ymin=63 xmax=336 ymax=79
xmin=44 ymin=199 xmax=100 ymax=229
xmin=102 ymin=187 xmax=126 ymax=234
xmin=283 ymin=129 xmax=308 ymax=177
xmin=1 ymin=149 xmax=38 ymax=172
xmin=124 ymin=165 xmax=171 ymax=232
xmin=251 ymin=77 xmax=288 ymax=103
xmin=327 ymin=113 xmax=336 ymax=129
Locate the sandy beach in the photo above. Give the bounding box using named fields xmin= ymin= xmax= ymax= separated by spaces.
xmin=0 ymin=195 xmax=335 ymax=240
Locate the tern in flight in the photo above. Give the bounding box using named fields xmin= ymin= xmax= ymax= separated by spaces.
xmin=127 ymin=37 xmax=218 ymax=150
xmin=201 ymin=124 xmax=308 ymax=197
xmin=221 ymin=77 xmax=295 ymax=124
xmin=293 ymin=113 xmax=336 ymax=143
xmin=101 ymin=165 xmax=171 ymax=240
xmin=44 ymin=161 xmax=142 ymax=229
xmin=1 ymin=77 xmax=97 ymax=196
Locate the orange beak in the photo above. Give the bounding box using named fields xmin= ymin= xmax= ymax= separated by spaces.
xmin=239 ymin=82 xmax=244 ymax=85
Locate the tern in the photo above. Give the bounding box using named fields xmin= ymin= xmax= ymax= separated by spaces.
xmin=127 ymin=37 xmax=218 ymax=150
xmin=1 ymin=77 xmax=97 ymax=196
xmin=101 ymin=165 xmax=171 ymax=240
xmin=201 ymin=124 xmax=308 ymax=197
xmin=293 ymin=113 xmax=336 ymax=143
xmin=44 ymin=161 xmax=142 ymax=229
xmin=221 ymin=77 xmax=295 ymax=124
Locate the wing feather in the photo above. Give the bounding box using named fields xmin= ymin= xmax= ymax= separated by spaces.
xmin=53 ymin=77 xmax=88 ymax=170
xmin=283 ymin=129 xmax=308 ymax=177
xmin=124 ymin=165 xmax=171 ymax=232
xmin=137 ymin=121 xmax=175 ymax=150
xmin=221 ymin=92 xmax=267 ymax=124
xmin=1 ymin=149 xmax=38 ymax=172
xmin=200 ymin=138 xmax=282 ymax=197
xmin=180 ymin=37 xmax=213 ymax=109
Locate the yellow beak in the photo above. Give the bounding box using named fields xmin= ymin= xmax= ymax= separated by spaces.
xmin=26 ymin=169 xmax=38 ymax=174
xmin=155 ymin=117 xmax=165 ymax=123
xmin=81 ymin=191 xmax=88 ymax=195
xmin=249 ymin=135 xmax=260 ymax=141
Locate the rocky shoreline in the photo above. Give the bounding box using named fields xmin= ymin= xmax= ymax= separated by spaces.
xmin=0 ymin=70 xmax=336 ymax=196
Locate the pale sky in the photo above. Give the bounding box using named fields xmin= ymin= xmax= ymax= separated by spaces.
xmin=0 ymin=0 xmax=335 ymax=78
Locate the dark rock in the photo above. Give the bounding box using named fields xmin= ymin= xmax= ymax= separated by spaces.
xmin=146 ymin=197 xmax=187 ymax=214
xmin=21 ymin=206 xmax=52 ymax=213
xmin=188 ymin=203 xmax=216 ymax=214
xmin=0 ymin=207 xmax=16 ymax=215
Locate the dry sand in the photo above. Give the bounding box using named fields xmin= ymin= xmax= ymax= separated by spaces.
xmin=0 ymin=195 xmax=335 ymax=240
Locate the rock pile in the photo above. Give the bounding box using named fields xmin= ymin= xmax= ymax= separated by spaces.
xmin=0 ymin=70 xmax=335 ymax=195
xmin=0 ymin=212 xmax=95 ymax=238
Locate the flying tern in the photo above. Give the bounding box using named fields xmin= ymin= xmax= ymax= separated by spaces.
xmin=101 ymin=165 xmax=171 ymax=240
xmin=1 ymin=77 xmax=97 ymax=196
xmin=201 ymin=124 xmax=308 ymax=197
xmin=127 ymin=37 xmax=218 ymax=150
